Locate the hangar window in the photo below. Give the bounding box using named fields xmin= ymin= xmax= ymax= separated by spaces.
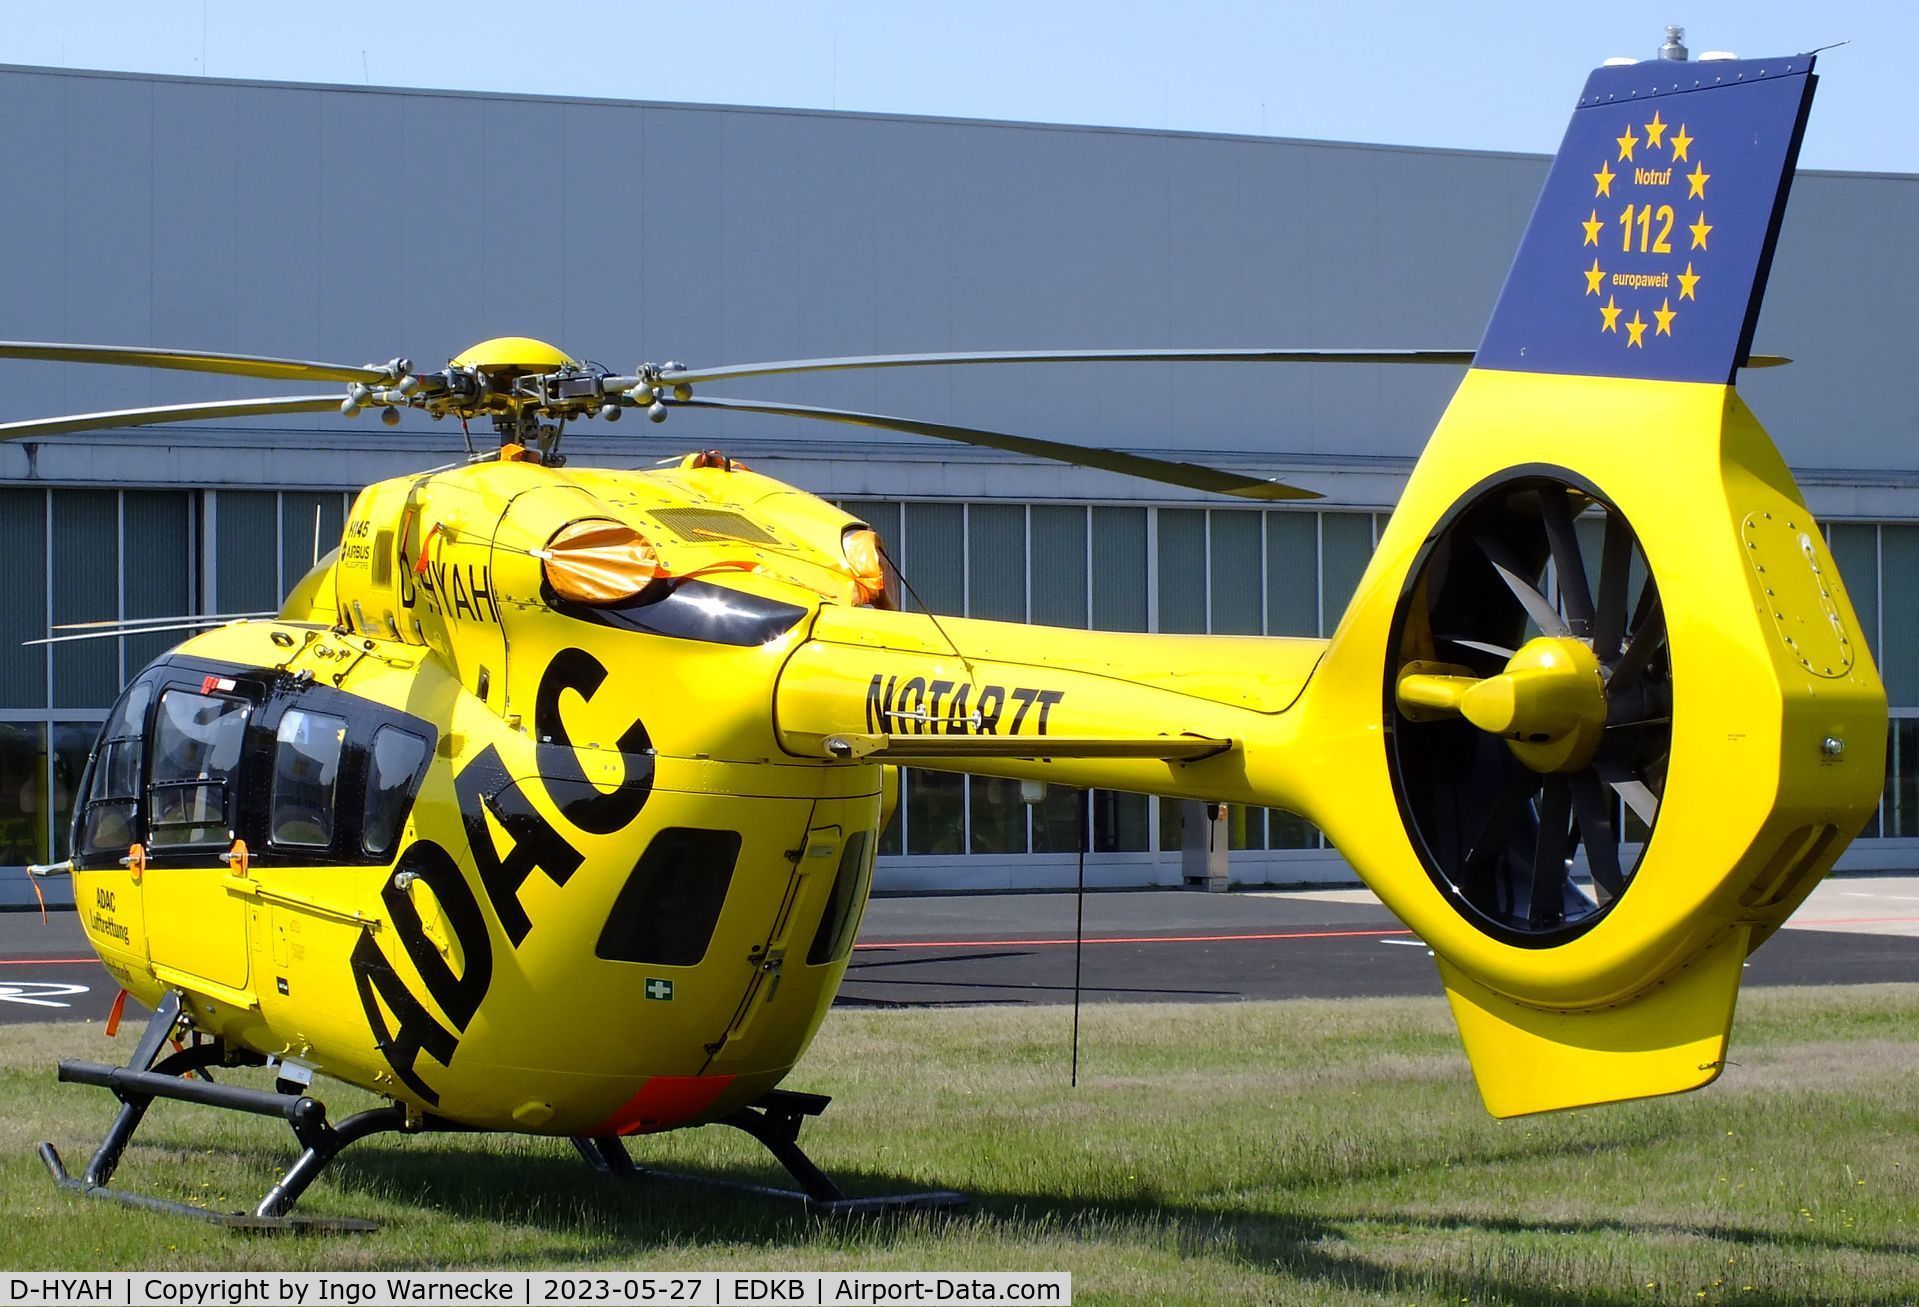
xmin=596 ymin=828 xmax=741 ymax=967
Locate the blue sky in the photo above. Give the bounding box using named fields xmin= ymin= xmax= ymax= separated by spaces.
xmin=8 ymin=2 xmax=1915 ymax=172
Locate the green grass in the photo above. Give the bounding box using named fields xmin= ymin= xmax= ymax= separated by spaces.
xmin=4 ymin=987 xmax=1919 ymax=1304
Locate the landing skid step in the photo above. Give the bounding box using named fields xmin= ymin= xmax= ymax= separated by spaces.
xmin=38 ymin=990 xmax=426 ymax=1233
xmin=573 ymin=1089 xmax=969 ymax=1216
xmin=38 ymin=1144 xmax=375 ymax=1233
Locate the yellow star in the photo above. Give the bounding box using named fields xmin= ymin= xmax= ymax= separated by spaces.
xmin=1677 ymin=261 xmax=1701 ymax=300
xmin=1584 ymin=259 xmax=1605 ymax=295
xmin=1593 ymin=161 xmax=1615 ymax=197
xmin=1600 ymin=296 xmax=1622 ymax=332
xmin=1582 ymin=209 xmax=1604 ymax=246
xmin=1654 ymin=297 xmax=1676 ymax=337
xmin=1686 ymin=161 xmax=1710 ymax=199
xmin=1689 ymin=212 xmax=1712 ymax=249
xmin=1626 ymin=311 xmax=1648 ymax=347
xmin=1670 ymin=123 xmax=1693 ymax=162
xmin=1616 ymin=125 xmax=1639 ymax=161
xmin=1645 ymin=111 xmax=1667 ymax=149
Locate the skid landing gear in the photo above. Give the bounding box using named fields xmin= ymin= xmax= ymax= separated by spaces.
xmin=38 ymin=992 xmax=432 ymax=1232
xmin=43 ymin=996 xmax=961 ymax=1227
xmin=573 ymin=1089 xmax=968 ymax=1216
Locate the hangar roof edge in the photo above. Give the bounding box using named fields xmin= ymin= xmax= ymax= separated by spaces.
xmin=2 ymin=62 xmax=1910 ymax=181
xmin=0 ymin=59 xmax=1681 ymax=174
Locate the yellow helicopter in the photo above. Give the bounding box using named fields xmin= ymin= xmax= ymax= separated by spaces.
xmin=9 ymin=48 xmax=1886 ymax=1230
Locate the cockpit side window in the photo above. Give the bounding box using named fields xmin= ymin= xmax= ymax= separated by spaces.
xmin=76 ymin=677 xmax=155 ymax=861
xmin=361 ymin=726 xmax=429 ymax=858
xmin=270 ymin=708 xmax=348 ymax=848
xmin=146 ymin=689 xmax=249 ymax=849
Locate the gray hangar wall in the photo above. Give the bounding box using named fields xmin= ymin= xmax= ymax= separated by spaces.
xmin=0 ymin=64 xmax=1915 ymax=900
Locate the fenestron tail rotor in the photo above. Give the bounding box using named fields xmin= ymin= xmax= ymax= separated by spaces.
xmin=1387 ymin=476 xmax=1672 ymax=945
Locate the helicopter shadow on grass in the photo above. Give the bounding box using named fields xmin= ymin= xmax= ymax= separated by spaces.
xmin=299 ymin=1136 xmax=1919 ymax=1297
xmin=838 ymin=948 xmax=1242 ymax=1004
xmin=299 ymin=1123 xmax=1919 ymax=1305
xmin=962 ymin=1196 xmax=1919 ymax=1307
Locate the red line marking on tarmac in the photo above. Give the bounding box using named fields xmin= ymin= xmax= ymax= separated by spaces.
xmin=0 ymin=957 xmax=99 ymax=966
xmin=854 ymin=926 xmax=1416 ymax=951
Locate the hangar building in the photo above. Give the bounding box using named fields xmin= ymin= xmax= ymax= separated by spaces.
xmin=2 ymin=63 xmax=1914 ymax=903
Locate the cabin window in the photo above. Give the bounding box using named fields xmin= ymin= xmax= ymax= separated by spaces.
xmin=807 ymin=830 xmax=872 ymax=966
xmin=270 ymin=709 xmax=347 ymax=848
xmin=595 ymin=827 xmax=741 ymax=967
xmin=362 ymin=726 xmax=429 ymax=857
xmin=76 ymin=677 xmax=154 ymax=859
xmin=146 ymin=689 xmax=249 ymax=849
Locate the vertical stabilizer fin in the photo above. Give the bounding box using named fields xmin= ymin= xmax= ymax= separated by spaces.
xmin=1476 ymin=56 xmax=1816 ymax=383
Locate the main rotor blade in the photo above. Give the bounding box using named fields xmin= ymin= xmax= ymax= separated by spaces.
xmin=0 ymin=395 xmax=346 ymax=442
xmin=661 ymin=394 xmax=1322 ymax=500
xmin=655 ymin=347 xmax=1475 ymax=388
xmin=0 ymin=341 xmax=389 ymax=384
xmin=53 ymin=610 xmax=277 ymax=631
xmin=25 ymin=617 xmax=258 ymax=646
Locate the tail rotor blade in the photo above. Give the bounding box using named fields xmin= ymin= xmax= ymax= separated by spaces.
xmin=1461 ymin=766 xmax=1543 ymax=908
xmin=1609 ymin=596 xmax=1666 ymax=689
xmin=1539 ymin=490 xmax=1595 ymax=635
xmin=1595 ymin=756 xmax=1661 ymax=827
xmin=1528 ymin=776 xmax=1573 ymax=925
xmin=1443 ymin=636 xmax=1517 ymax=661
xmin=1476 ymin=534 xmax=1570 ymax=637
xmin=1570 ymin=769 xmax=1625 ymax=900
xmin=1591 ymin=511 xmax=1635 ymax=664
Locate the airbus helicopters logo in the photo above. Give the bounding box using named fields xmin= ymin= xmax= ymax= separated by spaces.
xmin=1580 ymin=109 xmax=1710 ymax=351
xmin=349 ymin=646 xmax=651 ymax=1106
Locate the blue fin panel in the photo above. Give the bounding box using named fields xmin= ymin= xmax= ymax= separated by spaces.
xmin=1476 ymin=55 xmax=1816 ymax=384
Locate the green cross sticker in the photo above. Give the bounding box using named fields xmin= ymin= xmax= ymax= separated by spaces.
xmin=645 ymin=977 xmax=674 ymax=1001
